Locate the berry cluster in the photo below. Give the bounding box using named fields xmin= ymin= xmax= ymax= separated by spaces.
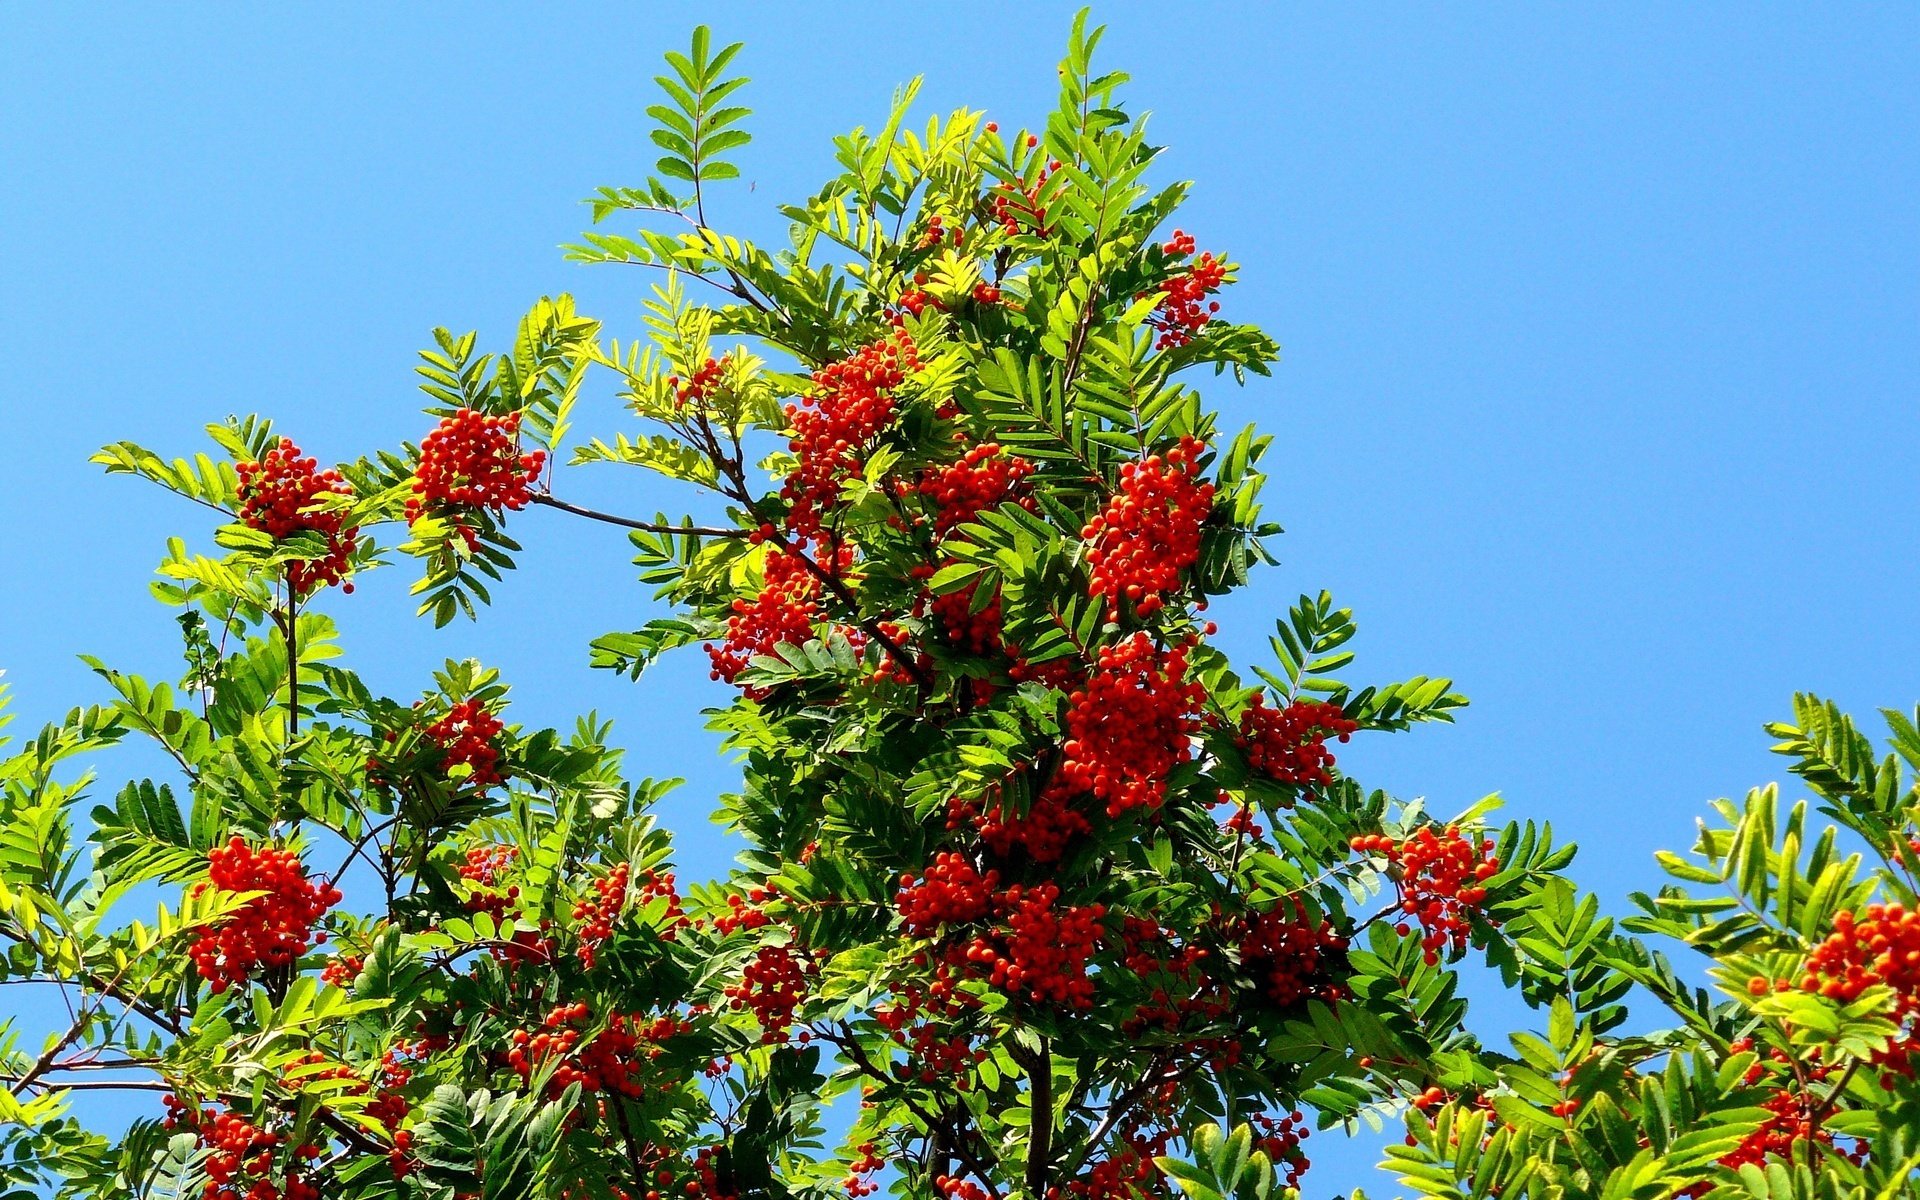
xmin=1251 ymin=1112 xmax=1312 ymax=1191
xmin=1117 ymin=916 xmax=1225 ymax=1036
xmin=1799 ymin=903 xmax=1920 ymax=1003
xmin=705 ymin=545 xmax=831 ymax=691
xmin=1237 ymin=696 xmax=1360 ymax=789
xmin=875 ymin=973 xmax=985 ymax=1085
xmin=1793 ymin=902 xmax=1920 ymax=1078
xmin=1148 ymin=232 xmax=1228 ymax=349
xmin=668 ymin=356 xmax=728 ymax=409
xmin=1054 ymin=1145 xmax=1156 ymax=1200
xmin=1055 ymin=634 xmax=1207 ymax=818
xmin=917 ymin=443 xmax=1035 ymax=536
xmin=725 ymin=943 xmax=813 ymax=1043
xmin=713 ymin=884 xmax=778 ymax=935
xmin=959 ymin=884 xmax=1105 ymax=1008
xmin=936 ymin=1177 xmax=990 ymax=1200
xmin=964 ymin=788 xmax=1092 ymax=864
xmin=990 ymin=144 xmax=1056 ymax=235
xmin=282 ymin=1052 xmax=414 ymax=1179
xmin=189 ymin=838 xmax=341 ymax=993
xmin=235 ymin=437 xmax=358 ymax=596
xmin=843 ymin=1141 xmax=883 ymax=1198
xmin=405 ymin=409 xmax=545 ymax=531
xmin=573 ymin=863 xmax=686 ymax=967
xmin=505 ymin=1002 xmax=688 ymax=1099
xmin=459 ymin=843 xmax=520 ymax=919
xmin=1351 ymin=827 xmax=1501 ymax=965
xmin=895 ymin=287 xmax=944 ymax=318
xmin=320 ymin=952 xmax=363 ymax=989
xmin=1236 ymin=907 xmax=1350 ymax=1009
xmin=929 ymin=578 xmax=1005 ymax=657
xmin=1081 ymin=438 xmax=1213 ymax=619
xmin=161 ymin=1096 xmax=321 ymax=1200
xmin=1710 ymin=1045 xmax=1866 ymax=1174
xmin=782 ymin=331 xmax=918 ymax=536
xmin=426 ymin=699 xmax=506 ymax=791
xmin=574 ymin=863 xmax=631 ymax=968
xmin=895 ymin=853 xmax=1000 ymax=935
xmin=918 ymin=213 xmax=963 ymax=249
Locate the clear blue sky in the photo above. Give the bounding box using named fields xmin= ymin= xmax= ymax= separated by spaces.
xmin=3 ymin=3 xmax=1916 ymax=1189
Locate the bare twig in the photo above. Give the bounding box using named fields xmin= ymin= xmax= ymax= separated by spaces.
xmin=529 ymin=493 xmax=745 ymax=538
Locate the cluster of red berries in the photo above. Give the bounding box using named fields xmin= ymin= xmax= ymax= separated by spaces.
xmin=935 ymin=1177 xmax=989 ymax=1200
xmin=320 ymin=952 xmax=363 ymax=989
xmin=959 ymin=883 xmax=1105 ymax=1008
xmin=235 ymin=437 xmax=358 ymax=596
xmin=1117 ymin=916 xmax=1225 ymax=1036
xmin=282 ymin=1052 xmax=414 ymax=1179
xmin=573 ymin=864 xmax=686 ymax=967
xmin=505 ymin=1002 xmax=687 ymax=1099
xmin=574 ymin=863 xmax=630 ymax=968
xmin=919 ymin=213 xmax=964 ymax=249
xmin=928 ymin=578 xmax=1005 ymax=657
xmin=705 ymin=545 xmax=827 ymax=690
xmin=1351 ymin=827 xmax=1500 ymax=965
xmin=713 ymin=884 xmax=778 ymax=935
xmin=1798 ymin=903 xmax=1920 ymax=1003
xmin=895 ymin=853 xmax=1000 ymax=935
xmin=405 ymin=409 xmax=545 ymax=533
xmin=458 ymin=843 xmax=520 ymax=919
xmin=1149 ymin=232 xmax=1228 ymax=349
xmin=960 ymin=787 xmax=1092 ymax=863
xmin=1236 ymin=907 xmax=1349 ymax=1009
xmin=1251 ymin=1111 xmax=1312 ymax=1190
xmin=724 ymin=943 xmax=813 ymax=1043
xmin=685 ymin=1147 xmax=740 ymax=1200
xmin=917 ymin=443 xmax=1035 ymax=536
xmin=1054 ymin=634 xmax=1206 ymax=818
xmin=1711 ymin=1044 xmax=1866 ymax=1173
xmin=875 ymin=973 xmax=985 ymax=1084
xmin=1780 ymin=902 xmax=1920 ymax=1079
xmin=189 ymin=838 xmax=341 ymax=993
xmin=895 ymin=287 xmax=945 ymax=317
xmin=1238 ymin=696 xmax=1360 ymax=789
xmin=843 ymin=1141 xmax=884 ymax=1198
xmin=990 ymin=143 xmax=1056 ymax=235
xmin=782 ymin=331 xmax=918 ymax=536
xmin=1054 ymin=1145 xmax=1156 ymax=1200
xmin=668 ymin=356 xmax=728 ymax=410
xmin=426 ymin=699 xmax=506 ymax=791
xmin=162 ymin=1096 xmax=321 ymax=1200
xmin=1220 ymin=798 xmax=1265 ymax=842
xmin=1717 ymin=1087 xmax=1864 ymax=1171
xmin=1081 ymin=438 xmax=1213 ymax=619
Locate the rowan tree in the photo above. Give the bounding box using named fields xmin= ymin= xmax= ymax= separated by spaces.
xmin=2 ymin=14 xmax=1915 ymax=1200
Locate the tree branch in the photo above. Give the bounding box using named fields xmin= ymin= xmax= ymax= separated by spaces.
xmin=1024 ymin=1035 xmax=1052 ymax=1196
xmin=529 ymin=493 xmax=746 ymax=538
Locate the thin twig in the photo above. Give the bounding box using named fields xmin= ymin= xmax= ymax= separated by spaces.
xmin=529 ymin=493 xmax=746 ymax=538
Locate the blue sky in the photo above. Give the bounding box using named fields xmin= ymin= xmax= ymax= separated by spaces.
xmin=3 ymin=2 xmax=1916 ymax=1189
